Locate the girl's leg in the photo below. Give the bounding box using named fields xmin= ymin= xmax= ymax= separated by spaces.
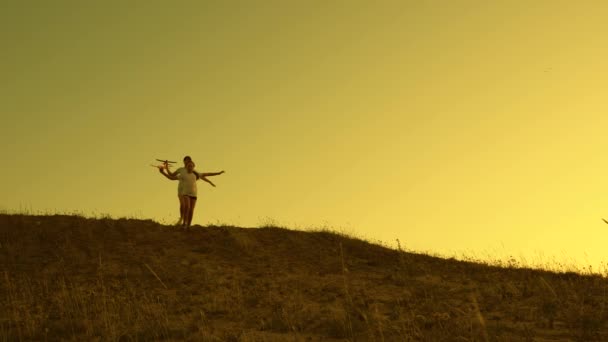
xmin=182 ymin=197 xmax=193 ymax=229
xmin=186 ymin=197 xmax=197 ymax=227
xmin=178 ymin=195 xmax=187 ymax=225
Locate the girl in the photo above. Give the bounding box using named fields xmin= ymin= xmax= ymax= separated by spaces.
xmin=158 ymin=156 xmax=224 ymax=229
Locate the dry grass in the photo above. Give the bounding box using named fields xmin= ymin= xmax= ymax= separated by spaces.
xmin=1 ymin=213 xmax=608 ymax=341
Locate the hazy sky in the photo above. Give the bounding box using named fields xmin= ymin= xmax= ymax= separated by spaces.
xmin=3 ymin=1 xmax=608 ymax=270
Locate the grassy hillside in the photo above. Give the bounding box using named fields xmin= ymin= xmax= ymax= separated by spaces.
xmin=1 ymin=214 xmax=608 ymax=341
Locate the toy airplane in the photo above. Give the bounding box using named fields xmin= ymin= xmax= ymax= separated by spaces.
xmin=150 ymin=158 xmax=177 ymax=169
xmin=156 ymin=159 xmax=177 ymax=164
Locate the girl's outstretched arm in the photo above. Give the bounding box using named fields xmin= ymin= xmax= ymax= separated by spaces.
xmin=200 ymin=176 xmax=216 ymax=187
xmin=158 ymin=166 xmax=178 ymax=180
xmin=165 ymin=163 xmax=179 ymax=177
xmin=201 ymin=170 xmax=225 ymax=177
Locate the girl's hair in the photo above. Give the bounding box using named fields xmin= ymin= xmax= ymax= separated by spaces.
xmin=187 ymin=159 xmax=200 ymax=179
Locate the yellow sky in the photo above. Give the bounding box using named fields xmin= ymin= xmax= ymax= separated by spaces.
xmin=3 ymin=1 xmax=608 ymax=270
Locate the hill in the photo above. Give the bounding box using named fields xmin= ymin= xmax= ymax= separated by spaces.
xmin=1 ymin=214 xmax=608 ymax=341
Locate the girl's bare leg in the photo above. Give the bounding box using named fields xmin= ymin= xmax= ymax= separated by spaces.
xmin=186 ymin=197 xmax=197 ymax=227
xmin=177 ymin=195 xmax=186 ymax=226
xmin=182 ymin=197 xmax=192 ymax=229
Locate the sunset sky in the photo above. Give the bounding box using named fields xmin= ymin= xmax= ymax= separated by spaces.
xmin=3 ymin=1 xmax=608 ymax=270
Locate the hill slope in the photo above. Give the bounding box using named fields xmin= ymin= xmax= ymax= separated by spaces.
xmin=1 ymin=214 xmax=608 ymax=341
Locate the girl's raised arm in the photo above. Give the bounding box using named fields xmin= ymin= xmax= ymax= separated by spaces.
xmin=201 ymin=170 xmax=225 ymax=177
xmin=158 ymin=166 xmax=178 ymax=180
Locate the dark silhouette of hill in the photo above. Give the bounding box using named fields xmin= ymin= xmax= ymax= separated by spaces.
xmin=1 ymin=214 xmax=608 ymax=341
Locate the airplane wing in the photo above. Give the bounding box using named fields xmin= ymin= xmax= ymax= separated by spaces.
xmin=156 ymin=159 xmax=177 ymax=164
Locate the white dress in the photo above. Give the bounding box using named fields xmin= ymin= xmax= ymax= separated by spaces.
xmin=175 ymin=167 xmax=198 ymax=197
